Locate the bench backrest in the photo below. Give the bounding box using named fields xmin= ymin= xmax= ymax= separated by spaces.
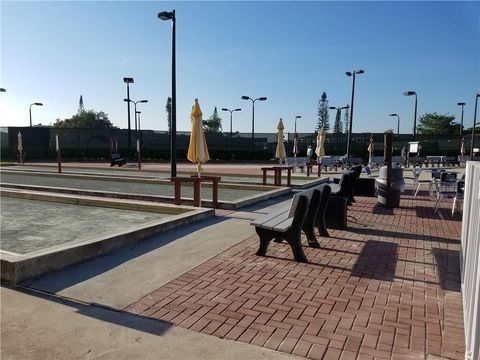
xmin=370 ymin=156 xmax=384 ymax=164
xmin=288 ymin=189 xmax=313 ymax=218
xmin=319 ymin=156 xmax=336 ymax=165
xmin=112 ymin=153 xmax=121 ymax=159
xmin=286 ymin=157 xmax=308 ymax=167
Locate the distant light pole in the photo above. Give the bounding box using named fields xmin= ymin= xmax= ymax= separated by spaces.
xmin=345 ymin=69 xmax=364 ymax=161
xmin=29 ymin=102 xmax=43 ymax=127
xmin=241 ymin=95 xmax=267 ymax=151
xmin=403 ymin=91 xmax=417 ymax=140
xmin=294 ymin=115 xmax=301 ymax=135
xmin=389 ymin=114 xmax=400 ymax=135
xmin=221 ymin=107 xmax=242 ymax=136
xmin=158 ymin=10 xmax=177 ymax=178
xmin=457 ymin=102 xmax=466 ymax=136
xmin=471 ymin=92 xmax=480 ymax=160
xmin=123 ymin=77 xmax=134 ymax=149
xmin=136 ymin=110 xmax=143 ymax=148
xmin=124 ymin=99 xmax=148 ymax=132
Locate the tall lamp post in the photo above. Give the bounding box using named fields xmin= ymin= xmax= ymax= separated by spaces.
xmin=403 ymin=91 xmax=417 ymax=140
xmin=123 ymin=77 xmax=134 ymax=149
xmin=124 ymin=99 xmax=148 ymax=132
xmin=293 ymin=115 xmax=301 ymax=157
xmin=457 ymin=102 xmax=466 ymax=136
xmin=241 ymin=95 xmax=267 ymax=151
xmin=471 ymin=92 xmax=480 ymax=160
xmin=389 ymin=114 xmax=400 ymax=135
xmin=158 ymin=10 xmax=177 ymax=178
xmin=29 ymin=102 xmax=43 ymax=127
xmin=221 ymin=107 xmax=242 ymax=136
xmin=345 ymin=69 xmax=364 ymax=161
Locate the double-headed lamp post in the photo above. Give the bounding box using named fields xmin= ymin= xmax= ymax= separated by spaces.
xmin=158 ymin=10 xmax=177 ymax=178
xmin=345 ymin=70 xmax=364 ymax=161
xmin=403 ymin=91 xmax=417 ymax=140
xmin=241 ymin=96 xmax=267 ymax=151
xmin=123 ymin=77 xmax=134 ymax=149
xmin=221 ymin=107 xmax=241 ymax=136
xmin=471 ymin=92 xmax=480 ymax=160
xmin=124 ymin=99 xmax=148 ymax=132
xmin=29 ymin=102 xmax=43 ymax=127
xmin=389 ymin=114 xmax=400 ymax=135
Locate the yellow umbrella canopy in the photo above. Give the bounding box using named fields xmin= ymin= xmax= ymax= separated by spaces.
xmin=315 ymin=128 xmax=326 ymax=157
xmin=275 ymin=118 xmax=286 ymax=164
xmin=187 ymin=98 xmax=210 ymax=175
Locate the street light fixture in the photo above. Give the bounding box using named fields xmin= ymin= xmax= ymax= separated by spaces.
xmin=123 ymin=77 xmax=134 ymax=149
xmin=0 ymin=88 xmax=5 ymax=92
xmin=389 ymin=114 xmax=400 ymax=135
xmin=345 ymin=69 xmax=364 ymax=161
xmin=124 ymin=99 xmax=148 ymax=132
xmin=158 ymin=10 xmax=177 ymax=178
xmin=403 ymin=91 xmax=417 ymax=140
xmin=29 ymin=102 xmax=43 ymax=127
xmin=470 ymin=92 xmax=480 ymax=160
xmin=221 ymin=107 xmax=242 ymax=136
xmin=241 ymin=96 xmax=267 ymax=151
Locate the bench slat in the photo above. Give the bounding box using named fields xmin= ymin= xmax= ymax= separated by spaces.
xmin=251 ymin=207 xmax=289 ymax=227
xmin=254 ymin=212 xmax=291 ymax=231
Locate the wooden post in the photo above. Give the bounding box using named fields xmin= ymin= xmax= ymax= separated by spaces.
xmin=137 ymin=139 xmax=141 ymax=170
xmin=56 ymin=134 xmax=62 ymax=173
xmin=193 ymin=178 xmax=201 ymax=207
xmin=286 ymin=167 xmax=292 ymax=187
xmin=173 ymin=178 xmax=181 ymax=205
xmin=384 ymin=131 xmax=393 ymax=208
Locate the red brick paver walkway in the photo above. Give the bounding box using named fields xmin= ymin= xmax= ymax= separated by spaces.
xmin=124 ymin=192 xmax=465 ymax=360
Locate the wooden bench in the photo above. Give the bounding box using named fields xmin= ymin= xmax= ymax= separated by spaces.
xmin=426 ymin=156 xmax=445 ymax=167
xmin=445 ymin=156 xmax=460 ymax=166
xmin=285 ymin=157 xmax=308 ymax=172
xmin=261 ymin=166 xmax=293 ymax=187
xmin=318 ymin=156 xmax=338 ymax=171
xmin=110 ymin=153 xmax=127 ymax=167
xmin=251 ymin=185 xmax=331 ymax=262
xmin=171 ymin=175 xmax=221 ymax=208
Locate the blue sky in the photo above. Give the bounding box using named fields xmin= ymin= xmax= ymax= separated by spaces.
xmin=1 ymin=1 xmax=478 ymax=135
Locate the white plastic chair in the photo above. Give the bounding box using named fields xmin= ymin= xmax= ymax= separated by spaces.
xmin=413 ymin=168 xmax=433 ymax=197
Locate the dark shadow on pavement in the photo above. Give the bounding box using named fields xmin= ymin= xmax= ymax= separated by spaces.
xmin=3 ymin=283 xmax=172 ymax=336
xmin=351 ymin=240 xmax=398 ymax=281
xmin=348 ymin=226 xmax=460 ymax=244
xmin=415 ymin=205 xmax=462 ymax=221
xmin=432 ymin=248 xmax=461 ymax=292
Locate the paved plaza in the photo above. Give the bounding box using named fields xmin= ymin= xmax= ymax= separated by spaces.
xmin=1 ymin=164 xmax=466 ymax=360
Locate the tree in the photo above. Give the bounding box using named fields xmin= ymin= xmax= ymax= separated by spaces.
xmin=417 ymin=113 xmax=458 ymax=135
xmin=203 ymin=107 xmax=222 ymax=133
xmin=343 ymin=106 xmax=350 ymax=134
xmin=316 ymin=92 xmax=330 ymax=131
xmin=54 ymin=110 xmax=116 ymax=128
xmin=333 ymin=109 xmax=343 ymax=135
xmin=165 ymin=97 xmax=172 ymax=134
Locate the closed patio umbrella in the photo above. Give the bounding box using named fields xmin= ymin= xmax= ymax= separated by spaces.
xmin=275 ymin=118 xmax=286 ymax=165
xmin=315 ymin=128 xmax=326 ymax=158
xmin=293 ymin=134 xmax=298 ymax=157
xmin=460 ymin=137 xmax=465 ymax=156
xmin=367 ymin=134 xmax=374 ymax=164
xmin=187 ymin=98 xmax=210 ymax=177
xmin=17 ymin=131 xmax=23 ymax=164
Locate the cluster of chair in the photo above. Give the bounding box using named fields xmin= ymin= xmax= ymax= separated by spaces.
xmin=412 ymin=168 xmax=464 ymax=214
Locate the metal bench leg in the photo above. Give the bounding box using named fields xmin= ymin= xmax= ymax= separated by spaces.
xmin=285 ymin=230 xmax=308 ymax=262
xmin=255 ymin=228 xmax=274 ymax=256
